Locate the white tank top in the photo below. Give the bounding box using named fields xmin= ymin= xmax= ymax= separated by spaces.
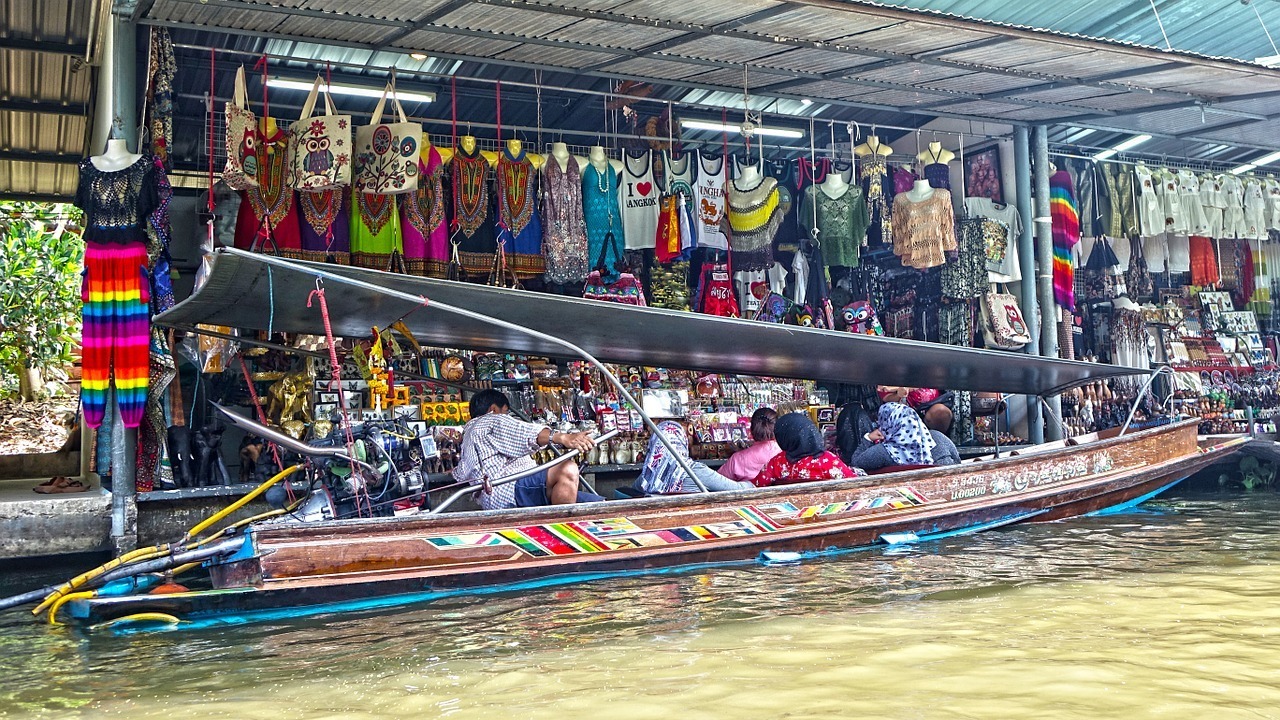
xmin=696 ymin=153 xmax=729 ymax=250
xmin=621 ymin=150 xmax=659 ymax=250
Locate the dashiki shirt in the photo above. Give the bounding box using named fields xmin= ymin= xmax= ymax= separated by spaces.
xmin=233 ymin=117 xmax=302 ymax=256
xmin=495 ymin=146 xmax=545 ymax=278
xmin=400 ymin=143 xmax=448 ymax=277
xmin=450 ymin=144 xmax=497 ymax=278
xmin=297 ymin=189 xmax=351 ymax=264
xmin=349 ymin=186 xmax=399 ymax=270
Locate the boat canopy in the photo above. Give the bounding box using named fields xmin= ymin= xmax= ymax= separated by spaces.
xmin=157 ymin=250 xmax=1146 ymax=397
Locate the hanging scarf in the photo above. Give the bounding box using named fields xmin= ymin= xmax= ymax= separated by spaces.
xmin=1050 ymin=169 xmax=1080 ymax=311
xmin=877 ymin=402 xmax=936 ymax=465
xmin=636 ymin=421 xmax=693 ymax=494
xmin=774 ymin=412 xmax=825 ymax=463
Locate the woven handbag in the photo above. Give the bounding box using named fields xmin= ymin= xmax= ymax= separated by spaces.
xmin=222 ymin=65 xmax=259 ymax=190
xmin=289 ymin=76 xmax=352 ymax=191
xmin=354 ymin=81 xmax=421 ymax=195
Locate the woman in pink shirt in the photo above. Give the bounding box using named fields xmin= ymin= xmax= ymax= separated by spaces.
xmin=719 ymin=408 xmax=781 ymax=482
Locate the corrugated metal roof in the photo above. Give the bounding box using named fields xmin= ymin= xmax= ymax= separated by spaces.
xmin=871 ymin=0 xmax=1280 ymax=64
xmin=0 ymin=0 xmax=95 ymax=199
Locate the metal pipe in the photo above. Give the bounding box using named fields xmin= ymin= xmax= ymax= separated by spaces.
xmin=219 ymin=249 xmax=712 ymax=493
xmin=167 ymin=42 xmax=1014 ymax=143
xmin=1032 ymin=125 xmax=1063 ymax=441
xmin=1015 ymin=126 xmax=1044 ymax=445
xmin=429 ymin=430 xmax=620 ymax=514
xmin=109 ymin=10 xmax=140 ymax=554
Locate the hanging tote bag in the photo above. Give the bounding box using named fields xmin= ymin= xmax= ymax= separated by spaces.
xmin=354 ymin=81 xmax=421 ymax=195
xmin=583 ymin=232 xmax=646 ymax=306
xmin=981 ymin=284 xmax=1032 ymax=350
xmin=289 ymin=76 xmax=352 ymax=192
xmin=223 ymin=65 xmax=260 ymax=190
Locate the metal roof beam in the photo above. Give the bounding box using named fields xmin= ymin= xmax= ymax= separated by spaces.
xmin=581 ymin=6 xmax=798 ymax=73
xmin=0 ymin=100 xmax=87 ymax=117
xmin=3 ymin=39 xmax=89 ymax=56
xmin=379 ymin=0 xmax=493 ymax=51
xmin=1087 ymin=62 xmax=1184 ymax=83
xmin=0 ymin=151 xmax=80 ymax=164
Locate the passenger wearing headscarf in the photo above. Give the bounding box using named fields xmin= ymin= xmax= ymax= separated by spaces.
xmin=634 ymin=421 xmax=753 ymax=494
xmin=751 ymin=412 xmax=862 ymax=487
xmin=849 ymin=401 xmax=961 ymax=471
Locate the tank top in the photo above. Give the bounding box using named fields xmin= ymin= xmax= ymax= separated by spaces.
xmin=621 ymin=150 xmax=659 ymax=250
xmin=696 ymin=153 xmax=729 ymax=250
xmin=663 ymin=150 xmax=699 ymax=258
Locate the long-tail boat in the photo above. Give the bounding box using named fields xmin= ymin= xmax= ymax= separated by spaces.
xmin=39 ymin=251 xmax=1245 ymax=628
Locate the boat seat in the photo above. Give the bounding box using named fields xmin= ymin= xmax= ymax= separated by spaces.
xmin=866 ymin=464 xmax=934 ymax=475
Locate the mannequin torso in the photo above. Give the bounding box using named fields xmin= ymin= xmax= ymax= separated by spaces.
xmin=547 ymin=142 xmax=587 ymax=173
xmin=735 ymin=164 xmax=763 ymax=190
xmin=819 ymin=170 xmax=848 ymax=198
xmin=854 ymin=135 xmax=893 ymax=158
xmin=915 ymin=141 xmax=955 ymax=166
xmin=905 ymin=179 xmax=935 ymax=202
xmin=91 ymin=138 xmax=144 ymax=172
xmin=587 ymin=145 xmax=623 ymax=173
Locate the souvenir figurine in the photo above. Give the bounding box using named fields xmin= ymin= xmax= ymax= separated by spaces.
xmin=840 ymin=301 xmax=884 ymax=336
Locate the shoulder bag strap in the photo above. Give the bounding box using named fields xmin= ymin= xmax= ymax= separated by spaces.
xmin=298 ymin=76 xmax=323 ymax=122
xmin=369 ymin=82 xmax=391 ymax=127
xmin=233 ymin=65 xmax=249 ymax=109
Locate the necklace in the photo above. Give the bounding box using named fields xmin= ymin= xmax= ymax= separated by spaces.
xmin=594 ymin=163 xmax=609 ymax=194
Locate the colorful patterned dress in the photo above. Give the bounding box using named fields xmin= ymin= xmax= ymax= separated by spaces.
xmin=400 ymin=143 xmax=448 ymax=277
xmin=450 ymin=145 xmax=497 ymax=278
xmin=541 ymin=155 xmax=589 ymax=284
xmin=297 ymin=189 xmax=351 ymax=264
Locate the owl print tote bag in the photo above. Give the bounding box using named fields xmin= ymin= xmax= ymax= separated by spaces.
xmin=223 ymin=65 xmax=259 ymax=190
xmin=289 ymin=76 xmax=352 ymax=191
xmin=354 ymin=81 xmax=421 ymax=195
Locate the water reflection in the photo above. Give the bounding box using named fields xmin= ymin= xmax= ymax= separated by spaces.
xmin=1 ymin=493 xmax=1278 ymax=718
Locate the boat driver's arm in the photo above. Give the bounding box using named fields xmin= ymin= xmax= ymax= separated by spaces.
xmin=536 ymin=427 xmax=595 ymax=453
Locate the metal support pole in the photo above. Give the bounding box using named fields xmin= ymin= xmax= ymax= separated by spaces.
xmin=108 ymin=10 xmax=140 ymax=554
xmin=1014 ymin=126 xmax=1044 ymax=445
xmin=1032 ymin=125 xmax=1063 ymax=441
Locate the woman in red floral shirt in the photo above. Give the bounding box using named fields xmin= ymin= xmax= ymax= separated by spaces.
xmin=751 ymin=412 xmax=864 ymax=487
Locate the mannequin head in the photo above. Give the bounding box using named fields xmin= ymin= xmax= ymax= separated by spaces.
xmin=550 ymin=142 xmax=570 ymax=158
xmin=459 ymin=135 xmax=477 ymax=154
xmin=821 ymin=170 xmax=847 ymax=191
xmin=506 ymin=138 xmax=523 ymax=157
xmin=737 ymin=163 xmax=761 ymax=187
xmin=588 ymin=145 xmax=607 ymax=161
xmin=928 ymin=140 xmax=941 ymax=152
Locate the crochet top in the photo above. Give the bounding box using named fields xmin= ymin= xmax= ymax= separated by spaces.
xmin=75 ymin=155 xmax=159 ymax=245
xmin=722 ymin=176 xmax=781 ymax=271
xmin=890 ymin=190 xmax=956 ymax=269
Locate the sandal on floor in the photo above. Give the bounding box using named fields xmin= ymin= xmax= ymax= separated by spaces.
xmin=34 ymin=477 xmax=88 ymax=494
xmin=49 ymin=479 xmax=89 ymax=493
xmin=36 ymin=476 xmax=67 ymax=488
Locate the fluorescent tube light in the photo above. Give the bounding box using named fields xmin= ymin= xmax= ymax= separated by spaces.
xmin=1232 ymin=149 xmax=1280 ymax=174
xmin=1093 ymin=133 xmax=1152 ymax=161
xmin=1232 ymin=164 xmax=1258 ymax=175
xmin=680 ymin=119 xmax=804 ymax=139
xmin=266 ymin=78 xmax=435 ymax=105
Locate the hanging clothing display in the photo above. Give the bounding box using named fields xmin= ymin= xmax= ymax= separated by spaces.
xmin=1188 ymin=236 xmax=1220 ymax=286
xmin=1065 ymin=158 xmax=1102 ymax=239
xmin=1265 ymin=178 xmax=1280 ymax=231
xmin=795 ymin=156 xmax=830 ymax=190
xmin=541 ymin=154 xmax=589 ymax=285
xmin=1200 ymin=173 xmax=1226 ymax=240
xmin=1050 ymin=169 xmax=1081 ymax=311
xmin=232 ymin=118 xmax=302 ymax=256
xmin=75 ymin=155 xmax=158 ymax=429
xmin=695 ymin=153 xmax=729 ymax=250
xmin=495 ymin=146 xmax=545 ymax=278
xmin=734 ymin=154 xmax=764 ymax=179
xmin=1244 ymin=178 xmax=1267 ymax=240
xmin=723 ymin=175 xmax=781 ymax=272
xmin=944 ymin=218 xmax=990 ymax=300
xmin=1100 ymin=162 xmax=1138 ymax=238
xmin=964 ymin=197 xmax=1022 ymax=283
xmin=860 ymin=156 xmax=893 ymax=248
xmin=620 ymin=150 xmax=659 ymax=250
xmin=660 ymin=150 xmax=699 ymax=261
xmin=1176 ymin=169 xmax=1210 ymax=236
xmin=1222 ymin=173 xmax=1247 ymax=238
xmin=450 ymin=144 xmax=497 ymax=278
xmin=766 ymin=158 xmax=802 ymax=265
xmin=146 ymin=28 xmax=177 ymax=170
xmin=350 ymin=188 xmax=399 ymax=270
xmin=1133 ymin=163 xmax=1164 ymax=238
xmin=297 ymin=189 xmax=351 ymax=265
xmin=890 ymin=189 xmax=955 ymax=270
xmin=400 ymin=144 xmax=448 ymax=277
xmin=733 ymin=263 xmax=788 ymax=318
xmin=582 ymin=160 xmax=625 ymax=282
xmin=921 ymin=147 xmax=951 ymax=190
xmin=798 ymin=182 xmax=868 ymax=268
xmin=1158 ymin=169 xmax=1185 ymax=235
xmin=145 ymin=157 xmax=176 ymax=313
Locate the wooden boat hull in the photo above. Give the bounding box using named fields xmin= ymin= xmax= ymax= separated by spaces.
xmin=69 ymin=422 xmax=1244 ymax=627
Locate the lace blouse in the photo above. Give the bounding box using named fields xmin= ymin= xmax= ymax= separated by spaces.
xmin=798 ymin=183 xmax=869 ymax=268
xmin=75 ymin=155 xmax=159 ymax=245
xmin=890 ymin=190 xmax=956 ymax=269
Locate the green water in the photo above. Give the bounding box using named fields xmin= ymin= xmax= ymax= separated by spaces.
xmin=1 ymin=491 xmax=1278 ymax=719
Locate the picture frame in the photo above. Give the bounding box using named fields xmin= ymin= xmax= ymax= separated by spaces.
xmin=963 ymin=145 xmax=1003 ymax=203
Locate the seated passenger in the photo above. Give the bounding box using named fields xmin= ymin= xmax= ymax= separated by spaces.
xmin=849 ymin=401 xmax=961 ymax=471
xmin=454 ymin=389 xmax=596 ymax=510
xmin=635 ymin=421 xmax=753 ymax=494
xmin=751 ymin=412 xmax=864 ymax=487
xmin=879 ymin=385 xmax=955 ymax=434
xmin=718 ymin=408 xmax=781 ymax=483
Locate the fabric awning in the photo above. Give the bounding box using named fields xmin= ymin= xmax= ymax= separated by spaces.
xmin=157 ymin=250 xmax=1146 ymax=396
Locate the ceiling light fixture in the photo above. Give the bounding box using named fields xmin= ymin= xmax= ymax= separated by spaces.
xmin=266 ymin=78 xmax=435 ymax=104
xmin=800 ymin=98 xmax=813 ymax=106
xmin=409 ymin=53 xmax=429 ymax=60
xmin=1093 ymin=134 xmax=1151 ymax=160
xmin=680 ymin=119 xmax=804 ymax=139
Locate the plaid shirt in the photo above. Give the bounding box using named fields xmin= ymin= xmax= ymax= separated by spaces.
xmin=453 ymin=412 xmax=547 ymax=510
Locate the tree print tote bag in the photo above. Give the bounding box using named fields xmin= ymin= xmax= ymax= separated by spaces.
xmin=354 ymin=81 xmax=421 ymax=195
